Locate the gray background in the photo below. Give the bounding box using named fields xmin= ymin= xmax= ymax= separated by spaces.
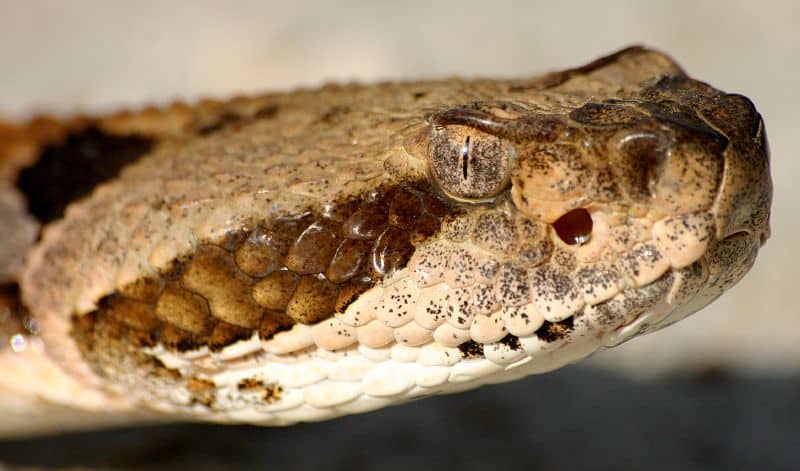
xmin=0 ymin=1 xmax=798 ymax=469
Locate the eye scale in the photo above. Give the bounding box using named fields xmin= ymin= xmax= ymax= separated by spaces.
xmin=428 ymin=125 xmax=514 ymax=201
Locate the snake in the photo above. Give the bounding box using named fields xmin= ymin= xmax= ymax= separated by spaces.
xmin=0 ymin=46 xmax=772 ymax=438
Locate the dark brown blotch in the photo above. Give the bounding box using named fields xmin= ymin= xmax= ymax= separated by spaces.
xmin=327 ymin=238 xmax=371 ymax=283
xmin=101 ymin=295 xmax=161 ymax=332
xmin=158 ymin=324 xmax=201 ymax=352
xmin=269 ymin=214 xmax=315 ymax=254
xmin=252 ymin=271 xmax=299 ymax=311
xmin=15 ymin=126 xmax=154 ymax=223
xmin=117 ymin=277 xmax=165 ymax=303
xmin=237 ymin=378 xmax=283 ymax=403
xmin=388 ymin=188 xmax=424 ymax=230
xmin=535 ymin=317 xmax=574 ymax=342
xmin=207 ymin=322 xmax=252 ymax=351
xmin=155 ymin=283 xmax=213 ymax=335
xmin=0 ymin=284 xmax=30 ymax=347
xmin=499 ymin=334 xmax=522 ymax=350
xmin=342 ymin=203 xmax=389 ymax=239
xmin=285 ymin=275 xmax=339 ymax=324
xmin=569 ymin=102 xmax=648 ymax=127
xmin=220 ymin=230 xmax=249 ymax=251
xmin=258 ymin=312 xmax=294 ymax=341
xmin=370 ymin=226 xmax=413 ymax=276
xmin=409 ymin=214 xmax=441 ymax=244
xmin=421 ymin=192 xmax=452 ymax=218
xmin=186 ymin=376 xmax=216 ymax=407
xmin=234 ymin=227 xmax=285 ymax=277
xmin=197 ymin=112 xmax=246 ymax=136
xmin=181 ymin=245 xmax=263 ymax=329
xmin=334 ymin=278 xmax=373 ymax=313
xmin=285 ymin=218 xmax=342 ymax=274
xmin=322 ymin=198 xmax=361 ymax=223
xmin=458 ymin=340 xmax=485 ymax=359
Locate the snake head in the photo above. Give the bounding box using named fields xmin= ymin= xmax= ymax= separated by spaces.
xmin=3 ymin=46 xmax=773 ymax=434
xmin=420 ymin=53 xmax=772 ymax=338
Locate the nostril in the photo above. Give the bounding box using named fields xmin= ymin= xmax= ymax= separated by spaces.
xmin=553 ymin=208 xmax=593 ymax=245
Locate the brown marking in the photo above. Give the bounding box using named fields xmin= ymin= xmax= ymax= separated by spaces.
xmin=207 ymin=322 xmax=252 ymax=351
xmin=71 ymin=183 xmax=457 ymax=366
xmin=234 ymin=227 xmax=284 ymax=277
xmin=535 ymin=317 xmax=574 ymax=342
xmin=326 ymin=238 xmax=371 ymax=283
xmin=181 ymin=245 xmax=263 ymax=329
xmin=102 ymin=295 xmax=161 ymax=332
xmin=0 ymin=284 xmax=31 ymax=349
xmin=117 ymin=277 xmax=165 ymax=303
xmin=388 ymin=188 xmax=424 ymax=230
xmin=197 ymin=112 xmax=247 ymax=136
xmin=508 ymin=46 xmax=664 ymax=91
xmin=158 ymin=324 xmax=200 ymax=351
xmin=458 ymin=340 xmax=485 ymax=359
xmin=342 ymin=203 xmax=389 ymax=239
xmin=334 ymin=278 xmax=373 ymax=313
xmin=322 ymin=198 xmax=362 ymax=223
xmin=197 ymin=104 xmax=279 ymax=135
xmin=421 ymin=192 xmax=452 ymax=217
xmin=252 ymin=271 xmax=300 ymax=311
xmin=285 ymin=275 xmax=339 ymax=324
xmin=186 ymin=376 xmax=216 ymax=407
xmin=370 ymin=226 xmax=413 ymax=276
xmin=285 ymin=218 xmax=342 ymax=274
xmin=15 ymin=127 xmax=154 ymax=223
xmin=499 ymin=334 xmax=522 ymax=350
xmin=409 ymin=214 xmax=442 ymax=244
xmin=154 ymin=284 xmax=213 ymax=335
xmin=237 ymin=378 xmax=283 ymax=403
xmin=258 ymin=312 xmax=294 ymax=340
xmin=269 ymin=214 xmax=315 ymax=255
xmin=569 ymin=102 xmax=648 ymax=128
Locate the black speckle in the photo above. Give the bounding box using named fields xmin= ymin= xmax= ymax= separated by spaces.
xmin=458 ymin=340 xmax=484 ymax=359
xmin=499 ymin=334 xmax=521 ymax=350
xmin=535 ymin=317 xmax=574 ymax=342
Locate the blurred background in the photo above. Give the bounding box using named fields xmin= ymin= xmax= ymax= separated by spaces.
xmin=0 ymin=1 xmax=798 ymax=469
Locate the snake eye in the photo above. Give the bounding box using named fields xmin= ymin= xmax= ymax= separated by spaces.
xmin=429 ymin=125 xmax=515 ymax=201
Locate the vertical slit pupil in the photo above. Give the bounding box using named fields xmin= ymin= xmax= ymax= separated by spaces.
xmin=461 ymin=136 xmax=470 ymax=180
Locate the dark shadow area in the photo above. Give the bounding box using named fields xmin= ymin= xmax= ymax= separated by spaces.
xmin=1 ymin=365 xmax=797 ymax=470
